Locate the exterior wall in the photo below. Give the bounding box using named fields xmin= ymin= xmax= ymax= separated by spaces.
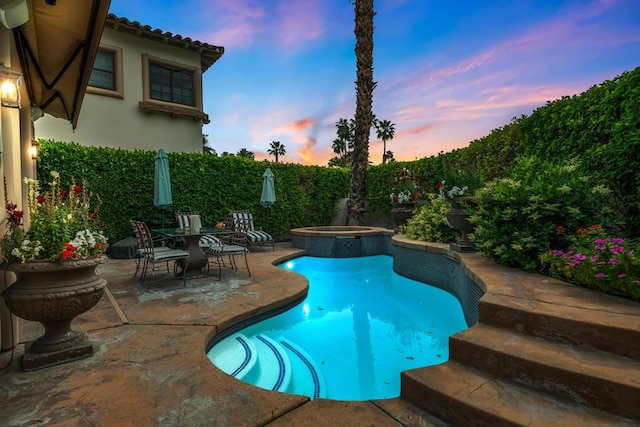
xmin=34 ymin=27 xmax=206 ymax=153
xmin=1 ymin=26 xmax=37 ymax=350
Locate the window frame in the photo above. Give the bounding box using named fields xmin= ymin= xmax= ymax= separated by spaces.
xmin=87 ymin=45 xmax=123 ymax=99
xmin=140 ymin=54 xmax=206 ymax=121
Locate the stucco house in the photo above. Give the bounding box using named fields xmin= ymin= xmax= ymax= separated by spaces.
xmin=0 ymin=1 xmax=226 ymax=351
xmin=34 ymin=14 xmax=224 ymax=153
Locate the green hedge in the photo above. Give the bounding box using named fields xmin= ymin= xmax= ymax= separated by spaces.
xmin=37 ymin=141 xmax=350 ymax=245
xmin=520 ymin=67 xmax=640 ymax=236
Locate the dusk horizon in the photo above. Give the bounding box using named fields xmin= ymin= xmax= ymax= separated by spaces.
xmin=109 ymin=0 xmax=640 ymax=165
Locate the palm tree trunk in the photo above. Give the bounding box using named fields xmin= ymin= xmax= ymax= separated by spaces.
xmin=349 ymin=0 xmax=376 ymax=225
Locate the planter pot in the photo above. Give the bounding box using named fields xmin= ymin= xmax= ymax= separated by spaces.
xmin=2 ymin=256 xmax=107 ymax=371
xmin=446 ymin=196 xmax=476 ymax=252
xmin=391 ymin=202 xmax=416 ymax=231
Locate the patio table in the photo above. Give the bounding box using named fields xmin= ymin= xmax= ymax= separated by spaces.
xmin=152 ymin=228 xmax=232 ymax=272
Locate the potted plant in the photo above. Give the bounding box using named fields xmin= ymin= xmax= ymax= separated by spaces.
xmin=389 ymin=168 xmax=423 ymax=230
xmin=1 ymin=171 xmax=109 ymax=370
xmin=436 ymin=169 xmax=484 ymax=252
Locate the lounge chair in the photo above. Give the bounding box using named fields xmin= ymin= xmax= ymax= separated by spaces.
xmin=229 ymin=210 xmax=275 ymax=250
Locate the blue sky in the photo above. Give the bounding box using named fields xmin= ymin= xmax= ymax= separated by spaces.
xmin=109 ymin=0 xmax=640 ymax=165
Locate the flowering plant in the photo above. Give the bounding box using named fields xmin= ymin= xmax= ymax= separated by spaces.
xmin=435 ymin=168 xmax=484 ymax=199
xmin=1 ymin=171 xmax=108 ymax=263
xmin=541 ymin=224 xmax=640 ymax=300
xmin=389 ymin=168 xmax=423 ymax=204
xmin=436 ymin=181 xmax=469 ymax=198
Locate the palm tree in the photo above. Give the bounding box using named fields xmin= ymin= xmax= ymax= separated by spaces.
xmin=236 ymin=148 xmax=255 ymax=160
xmin=349 ymin=0 xmax=376 ymax=224
xmin=267 ymin=140 xmax=286 ymax=163
xmin=375 ymin=119 xmax=395 ymax=164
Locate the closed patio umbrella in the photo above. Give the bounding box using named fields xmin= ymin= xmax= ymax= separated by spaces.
xmin=260 ymin=168 xmax=276 ymax=233
xmin=154 ymin=149 xmax=173 ymax=228
xmin=260 ymin=168 xmax=276 ymax=208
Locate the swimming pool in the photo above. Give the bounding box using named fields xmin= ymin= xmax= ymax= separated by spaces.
xmin=207 ymin=255 xmax=468 ymax=401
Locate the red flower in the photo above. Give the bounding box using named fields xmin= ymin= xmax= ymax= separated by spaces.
xmin=591 ymin=224 xmax=600 ymax=230
xmin=59 ymin=189 xmax=66 ymax=199
xmin=61 ymin=249 xmax=73 ymax=259
xmin=64 ymin=243 xmax=76 ymax=251
xmin=436 ymin=182 xmax=443 ymax=190
xmin=36 ymin=195 xmax=45 ymax=204
xmin=91 ymin=212 xmax=98 ymax=220
xmin=74 ymin=185 xmax=82 ymax=194
xmin=555 ymin=225 xmax=564 ymax=232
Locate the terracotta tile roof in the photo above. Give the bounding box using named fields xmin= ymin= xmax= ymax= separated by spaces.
xmin=105 ymin=14 xmax=224 ymax=72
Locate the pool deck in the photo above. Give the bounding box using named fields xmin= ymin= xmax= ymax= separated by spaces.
xmin=1 ymin=239 xmax=639 ymax=426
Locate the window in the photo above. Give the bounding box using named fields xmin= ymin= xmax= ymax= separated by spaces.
xmin=140 ymin=54 xmax=208 ymax=123
xmin=87 ymin=45 xmax=123 ymax=98
xmin=149 ymin=63 xmax=194 ymax=106
xmin=89 ymin=50 xmax=115 ymax=90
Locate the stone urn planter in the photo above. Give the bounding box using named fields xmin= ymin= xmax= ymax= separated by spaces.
xmin=446 ymin=196 xmax=477 ymax=252
xmin=2 ymin=256 xmax=107 ymax=371
xmin=391 ymin=202 xmax=416 ymax=232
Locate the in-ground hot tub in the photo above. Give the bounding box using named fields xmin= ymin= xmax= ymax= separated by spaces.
xmin=290 ymin=226 xmax=394 ymax=257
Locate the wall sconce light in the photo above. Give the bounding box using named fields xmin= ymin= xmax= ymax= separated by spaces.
xmin=0 ymin=64 xmax=22 ymax=108
xmin=30 ymin=141 xmax=39 ymax=159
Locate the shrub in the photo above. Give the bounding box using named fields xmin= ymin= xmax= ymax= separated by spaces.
xmin=399 ymin=196 xmax=459 ymax=243
xmin=471 ymin=156 xmax=613 ymax=272
xmin=541 ymin=225 xmax=640 ymax=300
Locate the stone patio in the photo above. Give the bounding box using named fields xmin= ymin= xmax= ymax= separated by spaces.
xmin=1 ymin=238 xmax=639 ymax=426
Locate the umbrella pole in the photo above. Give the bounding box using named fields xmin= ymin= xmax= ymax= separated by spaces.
xmin=161 ymin=207 xmax=165 ymax=229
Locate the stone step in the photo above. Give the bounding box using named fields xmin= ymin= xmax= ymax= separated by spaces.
xmin=478 ymin=292 xmax=640 ymax=360
xmin=449 ymin=323 xmax=640 ymax=420
xmin=401 ymin=361 xmax=638 ymax=427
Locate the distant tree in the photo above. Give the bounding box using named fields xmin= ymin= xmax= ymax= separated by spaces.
xmin=267 ymin=140 xmax=286 ymax=163
xmin=236 ymin=148 xmax=255 ymax=160
xmin=329 ymin=118 xmax=354 ymax=167
xmin=203 ymin=134 xmax=217 ymax=156
xmin=375 ymin=119 xmax=395 ymax=164
xmin=384 ymin=150 xmax=395 ymax=162
xmin=221 ymin=151 xmax=234 ymax=157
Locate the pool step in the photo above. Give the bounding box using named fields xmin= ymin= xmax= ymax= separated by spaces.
xmin=243 ymin=334 xmax=292 ymax=393
xmin=280 ymin=338 xmax=326 ymax=399
xmin=209 ymin=333 xmax=327 ymax=399
xmin=207 ymin=333 xmax=257 ymax=381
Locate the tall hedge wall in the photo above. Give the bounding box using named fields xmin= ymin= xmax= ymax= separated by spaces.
xmin=519 ymin=66 xmax=640 ymax=236
xmin=37 ymin=141 xmax=350 ymax=245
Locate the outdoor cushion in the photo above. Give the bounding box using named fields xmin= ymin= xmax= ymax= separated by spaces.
xmin=229 ymin=210 xmax=274 ymax=250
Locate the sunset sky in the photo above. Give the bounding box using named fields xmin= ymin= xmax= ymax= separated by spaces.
xmin=109 ymin=0 xmax=640 ymax=165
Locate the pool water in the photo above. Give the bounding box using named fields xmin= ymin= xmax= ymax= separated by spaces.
xmin=207 ymin=255 xmax=468 ymax=401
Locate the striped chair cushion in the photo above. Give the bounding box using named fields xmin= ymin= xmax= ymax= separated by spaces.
xmin=230 ymin=210 xmax=275 ymax=246
xmin=199 ymin=234 xmax=221 ymax=249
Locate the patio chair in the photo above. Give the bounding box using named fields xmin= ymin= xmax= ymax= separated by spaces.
xmin=229 ymin=210 xmax=275 ymax=250
xmin=175 ymin=211 xmax=222 ymax=250
xmin=137 ymin=220 xmax=190 ymax=290
xmin=130 ymin=220 xmax=173 ymax=278
xmin=206 ymin=230 xmax=251 ymax=280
